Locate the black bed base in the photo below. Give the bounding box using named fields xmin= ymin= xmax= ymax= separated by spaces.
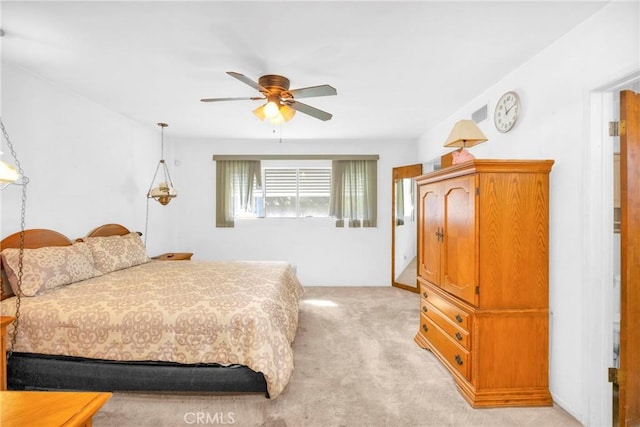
xmin=7 ymin=353 xmax=268 ymax=397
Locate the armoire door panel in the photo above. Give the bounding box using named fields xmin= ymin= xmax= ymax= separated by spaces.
xmin=441 ymin=176 xmax=478 ymax=305
xmin=419 ymin=184 xmax=441 ymax=285
xmin=477 ymin=172 xmax=550 ymax=309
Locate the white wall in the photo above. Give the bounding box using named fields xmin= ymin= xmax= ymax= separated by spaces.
xmin=0 ymin=63 xmax=172 ymax=255
xmin=416 ymin=2 xmax=639 ymax=425
xmin=168 ymin=137 xmax=417 ymax=286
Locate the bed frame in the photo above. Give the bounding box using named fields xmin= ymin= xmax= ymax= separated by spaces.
xmin=1 ymin=224 xmax=268 ymax=396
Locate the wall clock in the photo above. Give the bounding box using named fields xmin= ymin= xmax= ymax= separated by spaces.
xmin=494 ymin=91 xmax=520 ymax=133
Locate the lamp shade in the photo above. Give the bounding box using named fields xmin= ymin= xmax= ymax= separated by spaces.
xmin=279 ymin=104 xmax=296 ymax=122
xmin=270 ymin=104 xmax=297 ymax=124
xmin=0 ymin=160 xmax=19 ymax=184
xmin=148 ymin=181 xmax=177 ymax=206
xmin=444 ymin=119 xmax=488 ymax=148
xmin=253 ymin=105 xmax=266 ymax=121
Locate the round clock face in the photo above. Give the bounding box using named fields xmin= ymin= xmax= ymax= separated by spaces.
xmin=494 ymin=91 xmax=520 ymax=133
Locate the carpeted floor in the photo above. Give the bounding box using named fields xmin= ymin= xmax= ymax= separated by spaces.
xmin=93 ymin=287 xmax=580 ymax=427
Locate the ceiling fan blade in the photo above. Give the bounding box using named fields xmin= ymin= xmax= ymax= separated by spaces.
xmin=286 ymin=100 xmax=333 ymax=121
xmin=227 ymin=71 xmax=269 ymax=94
xmin=286 ymin=84 xmax=337 ymax=99
xmin=200 ymin=96 xmax=264 ymax=103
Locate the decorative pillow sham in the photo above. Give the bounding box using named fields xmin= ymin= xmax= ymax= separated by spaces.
xmin=84 ymin=232 xmax=151 ymax=274
xmin=1 ymin=242 xmax=102 ymax=297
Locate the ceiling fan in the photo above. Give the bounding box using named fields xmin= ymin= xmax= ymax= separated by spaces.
xmin=201 ymin=71 xmax=337 ymax=123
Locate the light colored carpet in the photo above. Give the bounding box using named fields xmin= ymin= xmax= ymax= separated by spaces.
xmin=93 ymin=287 xmax=580 ymax=427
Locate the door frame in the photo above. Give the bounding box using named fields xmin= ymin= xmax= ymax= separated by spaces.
xmin=586 ymin=72 xmax=639 ymax=426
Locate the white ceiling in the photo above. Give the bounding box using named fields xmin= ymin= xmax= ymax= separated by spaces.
xmin=1 ymin=1 xmax=607 ymax=141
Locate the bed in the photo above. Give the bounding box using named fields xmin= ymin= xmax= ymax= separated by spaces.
xmin=0 ymin=224 xmax=303 ymax=398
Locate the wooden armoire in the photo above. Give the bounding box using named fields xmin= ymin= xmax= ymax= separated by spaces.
xmin=414 ymin=159 xmax=554 ymax=408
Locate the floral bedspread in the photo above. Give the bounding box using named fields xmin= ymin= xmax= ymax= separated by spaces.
xmin=0 ymin=260 xmax=303 ymax=398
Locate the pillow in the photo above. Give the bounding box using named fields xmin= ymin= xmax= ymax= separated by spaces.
xmin=84 ymin=232 xmax=151 ymax=274
xmin=1 ymin=242 xmax=102 ymax=297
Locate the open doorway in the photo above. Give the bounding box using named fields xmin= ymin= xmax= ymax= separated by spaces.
xmin=611 ymin=82 xmax=640 ymax=427
xmin=587 ymin=72 xmax=639 ymax=427
xmin=602 ymin=77 xmax=640 ymax=427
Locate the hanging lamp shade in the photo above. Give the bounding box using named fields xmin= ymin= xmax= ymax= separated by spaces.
xmin=0 ymin=159 xmax=19 ymax=184
xmin=148 ymin=176 xmax=177 ymax=205
xmin=147 ymin=123 xmax=177 ymax=205
xmin=0 ymin=144 xmax=23 ymax=189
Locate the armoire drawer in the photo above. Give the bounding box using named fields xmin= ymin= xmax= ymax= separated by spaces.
xmin=421 ymin=300 xmax=470 ymax=349
xmin=420 ymin=283 xmax=471 ymax=330
xmin=420 ymin=314 xmax=471 ymax=381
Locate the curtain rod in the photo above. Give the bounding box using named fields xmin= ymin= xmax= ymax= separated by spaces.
xmin=212 ymin=154 xmax=379 ymax=161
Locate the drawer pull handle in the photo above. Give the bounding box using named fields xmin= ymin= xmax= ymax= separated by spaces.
xmin=455 ymin=314 xmax=463 ymax=323
xmin=455 ymin=332 xmax=463 ymax=341
xmin=422 ymin=324 xmax=428 ymax=332
xmin=422 ymin=291 xmax=428 ymax=298
xmin=455 ymin=355 xmax=463 ymax=366
xmin=422 ymin=306 xmax=428 ymax=313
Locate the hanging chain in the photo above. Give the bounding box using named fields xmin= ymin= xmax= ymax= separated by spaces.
xmin=160 ymin=123 xmax=165 ymax=159
xmin=158 ymin=123 xmax=174 ymax=186
xmin=160 ymin=124 xmax=169 ymax=183
xmin=0 ymin=116 xmax=29 ymax=358
xmin=144 ymin=197 xmax=150 ymax=246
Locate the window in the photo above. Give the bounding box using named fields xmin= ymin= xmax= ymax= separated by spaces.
xmin=214 ymin=155 xmax=378 ymax=227
xmin=262 ymin=168 xmax=331 ymax=218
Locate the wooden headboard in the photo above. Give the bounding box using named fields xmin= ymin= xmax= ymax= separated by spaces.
xmin=85 ymin=223 xmax=132 ymax=238
xmin=1 ymin=224 xmax=136 ymax=250
xmin=1 ymin=229 xmax=73 ymax=250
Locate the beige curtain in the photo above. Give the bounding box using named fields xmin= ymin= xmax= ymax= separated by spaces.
xmin=216 ymin=160 xmax=262 ymax=227
xmin=329 ymin=159 xmax=377 ymax=227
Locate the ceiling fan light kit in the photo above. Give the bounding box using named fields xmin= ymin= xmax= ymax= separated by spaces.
xmin=201 ymin=71 xmax=336 ymax=123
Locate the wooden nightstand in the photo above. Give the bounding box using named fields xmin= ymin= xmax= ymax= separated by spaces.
xmin=0 ymin=391 xmax=112 ymax=427
xmin=1 ymin=316 xmax=15 ymax=391
xmin=152 ymin=252 xmax=193 ymax=261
